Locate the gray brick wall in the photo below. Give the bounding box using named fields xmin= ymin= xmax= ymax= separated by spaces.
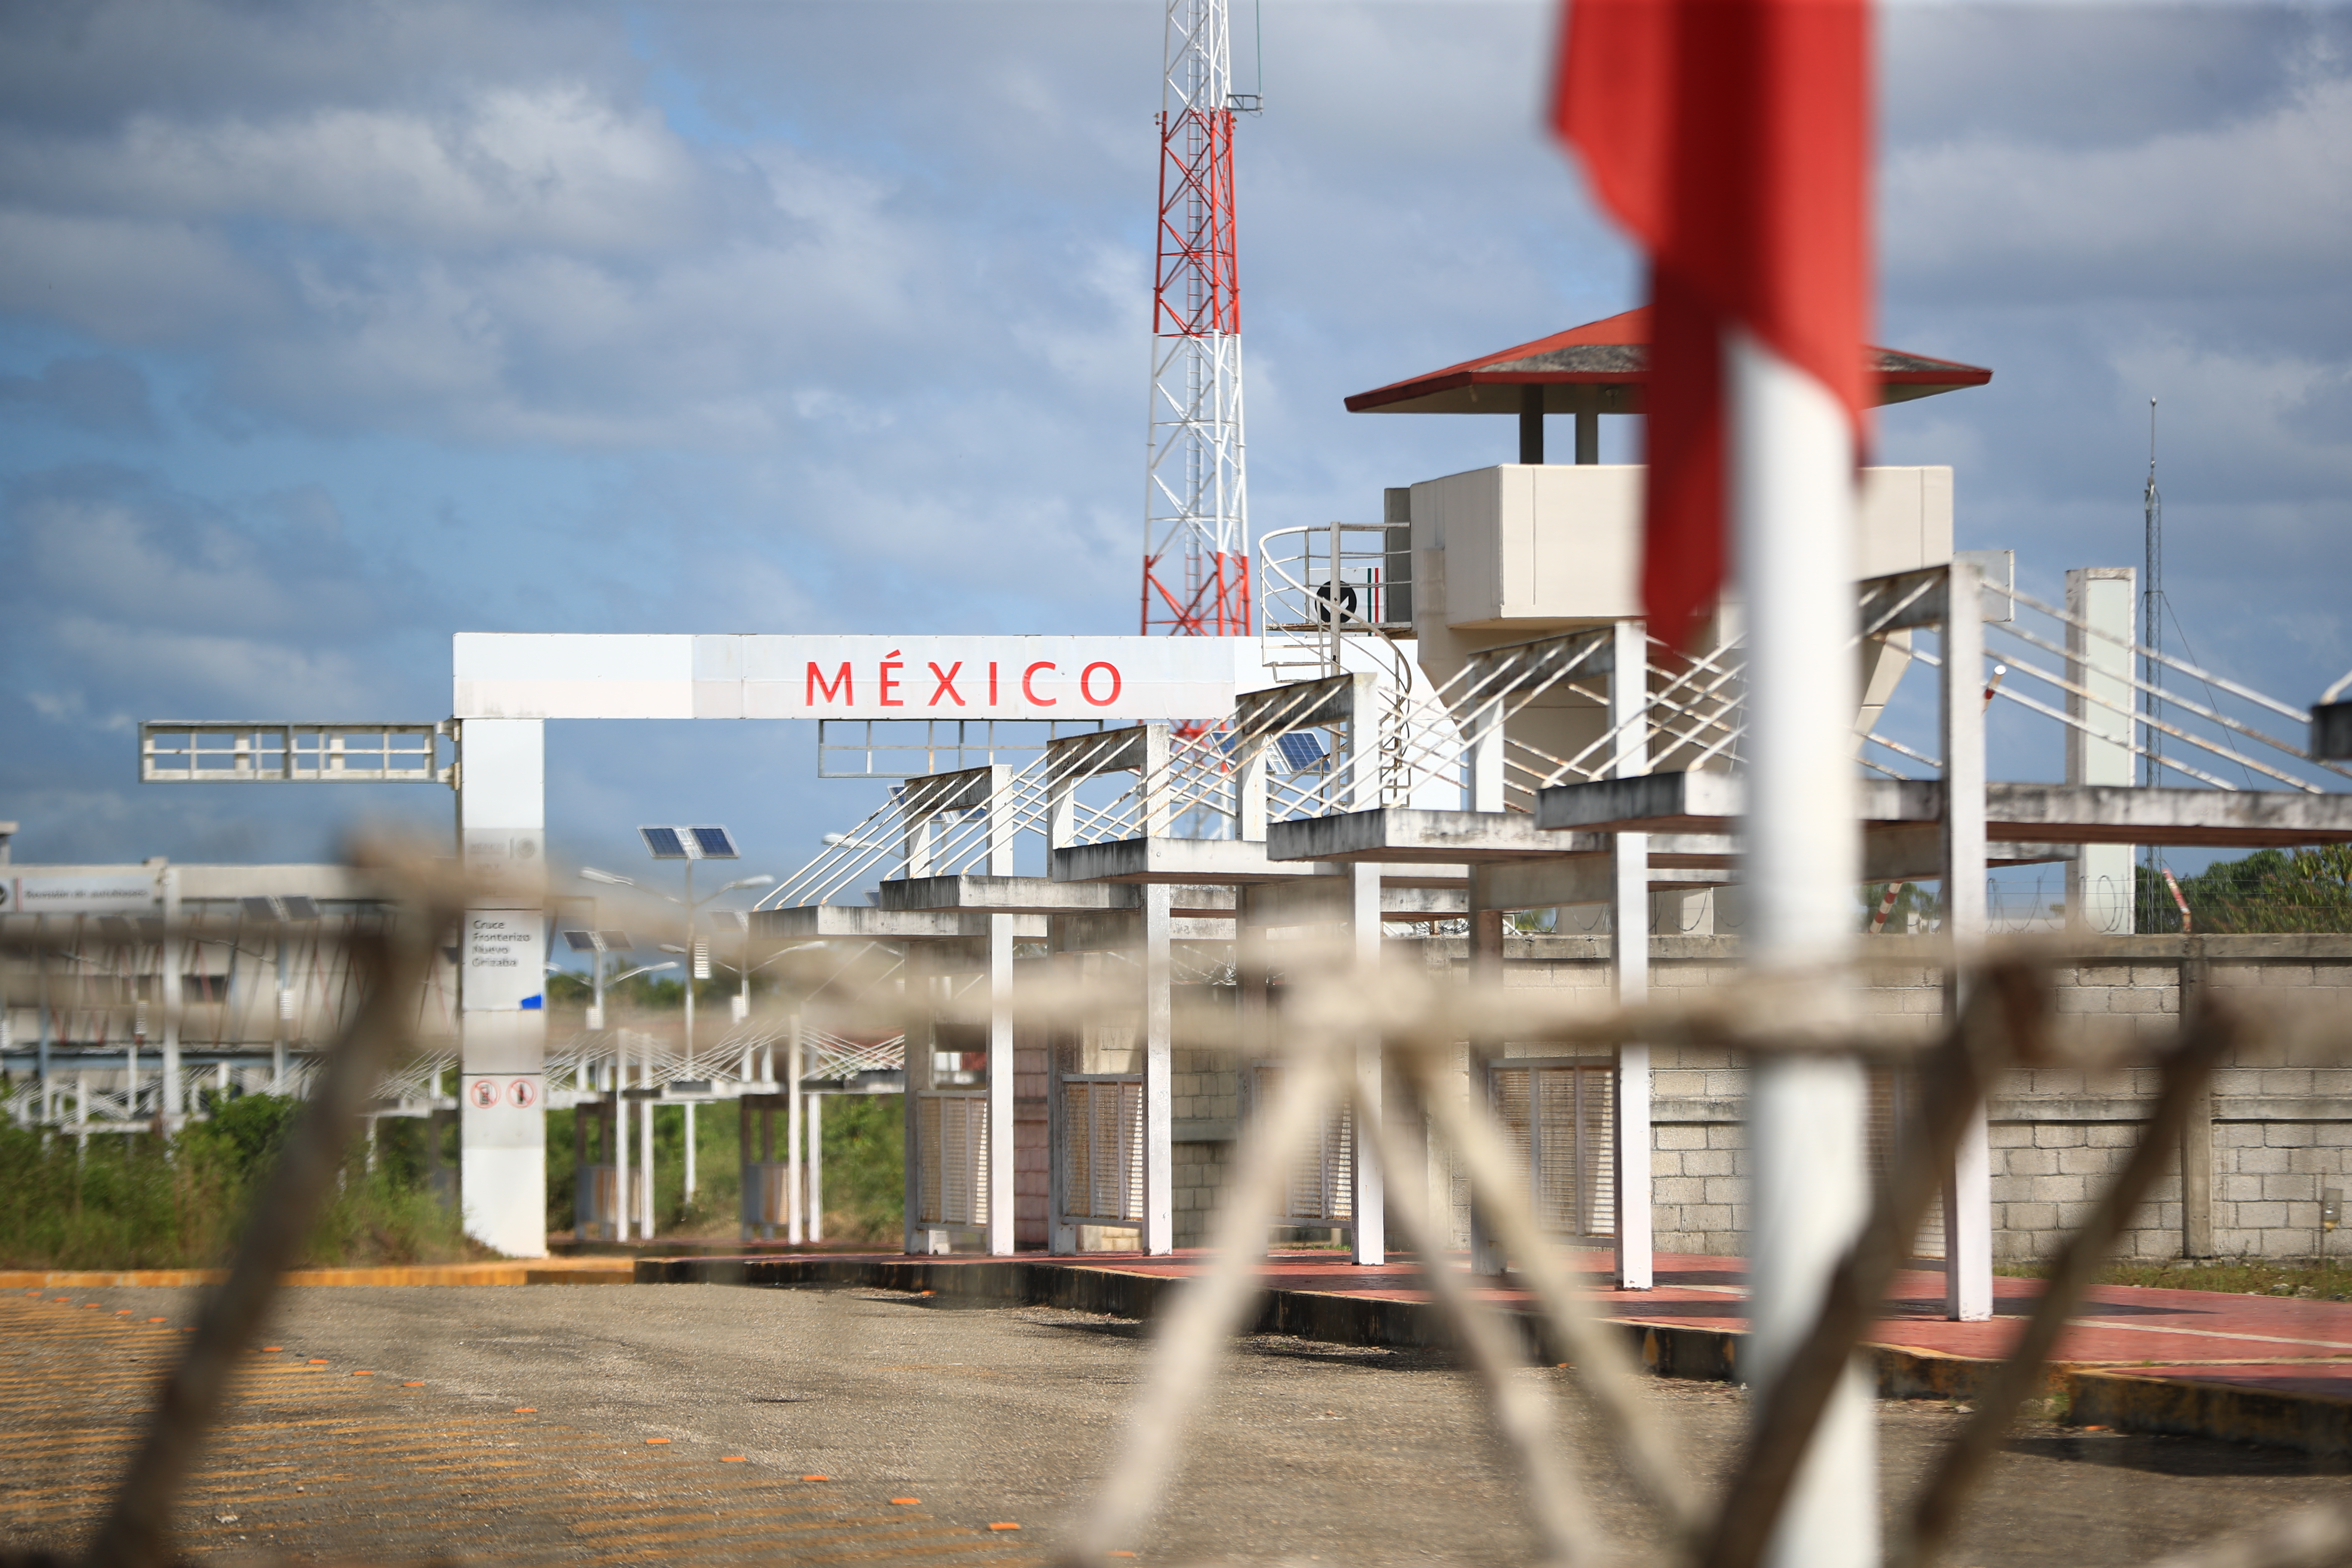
xmin=1042 ymin=933 xmax=2352 ymax=1263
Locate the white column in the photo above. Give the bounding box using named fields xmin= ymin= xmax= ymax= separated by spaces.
xmin=1349 ymin=861 xmax=1386 ymax=1266
xmin=787 ymin=1014 xmax=805 ymax=1244
xmin=684 ymin=1103 xmax=697 ymax=1199
xmin=1942 ymin=561 xmax=1993 ymax=1322
xmin=1730 ymin=330 xmax=1875 ymax=1568
xmin=1610 ymin=619 xmax=1654 ymax=1289
xmin=986 ymin=912 xmax=1016 ymax=1256
xmin=806 ymin=1091 xmax=824 ymax=1242
xmin=902 ymin=953 xmax=927 ymax=1255
xmin=457 ymin=717 xmax=550 ymax=1259
xmin=1141 ymin=884 xmax=1174 ymax=1255
xmin=613 ymin=1078 xmax=631 ymax=1242
xmin=639 ymin=1035 xmax=656 ymax=1240
xmin=159 ymin=867 xmax=183 ymax=1122
xmin=2066 ymin=568 xmax=2138 ymax=934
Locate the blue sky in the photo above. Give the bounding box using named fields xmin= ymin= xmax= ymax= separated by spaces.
xmin=4 ymin=1 xmax=2349 ymax=896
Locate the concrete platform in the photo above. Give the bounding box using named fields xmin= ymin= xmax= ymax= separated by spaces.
xmin=1050 ymin=836 xmax=1335 ymax=885
xmin=638 ymin=1247 xmax=2352 ymax=1456
xmin=1538 ymin=772 xmax=2352 ymax=850
xmin=875 ymin=874 xmax=1247 ymax=918
xmin=747 ymin=904 xmax=1047 ymax=941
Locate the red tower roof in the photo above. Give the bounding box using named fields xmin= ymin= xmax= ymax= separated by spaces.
xmin=1343 ymin=307 xmax=1991 ymax=416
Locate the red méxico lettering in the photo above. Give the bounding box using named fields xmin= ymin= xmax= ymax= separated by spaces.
xmin=878 ymin=649 xmax=904 ymax=707
xmin=1022 ymin=661 xmax=1058 ymax=707
xmin=807 ymin=662 xmax=852 ymax=705
xmin=928 ymin=661 xmax=965 ymax=707
xmin=1079 ymin=662 xmax=1122 ymax=707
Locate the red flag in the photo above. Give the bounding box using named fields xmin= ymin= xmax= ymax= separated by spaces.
xmin=1553 ymin=0 xmax=1873 ymax=649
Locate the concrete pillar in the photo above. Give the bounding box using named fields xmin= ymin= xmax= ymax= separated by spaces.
xmin=1466 ymin=693 xmax=1506 ymax=815
xmin=639 ymin=1040 xmax=656 ymax=1240
xmin=2067 ymin=567 xmax=2138 ymax=934
xmin=1941 ymin=560 xmax=1993 ymax=1321
xmin=903 ymin=949 xmax=929 ymax=1255
xmin=1466 ymin=870 xmax=1506 ymax=1275
xmin=986 ymin=913 xmax=1016 ymax=1256
xmin=806 ymin=1091 xmax=825 ymax=1243
xmin=1610 ymin=619 xmax=1654 ymax=1290
xmin=1048 ymin=916 xmax=1078 ymax=1257
xmin=614 ymin=1072 xmax=631 ymax=1242
xmin=2180 ymin=940 xmax=2215 ymax=1257
xmin=457 ymin=717 xmax=549 ymax=1258
xmin=1348 ymin=861 xmax=1385 ymax=1266
xmin=1142 ymin=884 xmax=1174 ymax=1256
xmin=787 ymin=1014 xmax=805 ymax=1244
xmin=159 ymin=867 xmax=182 ymax=1122
xmin=1518 ymin=385 xmax=1544 ymax=465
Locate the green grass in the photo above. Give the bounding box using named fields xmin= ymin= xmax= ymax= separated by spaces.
xmin=1997 ymin=1255 xmax=2352 ymax=1300
xmin=544 ymin=1093 xmax=905 ymax=1243
xmin=0 ymin=1093 xmax=482 ymax=1271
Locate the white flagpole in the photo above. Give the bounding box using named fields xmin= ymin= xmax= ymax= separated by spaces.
xmin=1729 ymin=325 xmax=1879 ymax=1568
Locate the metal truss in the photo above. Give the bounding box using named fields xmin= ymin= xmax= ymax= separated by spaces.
xmin=139 ymin=722 xmax=453 ymax=785
xmin=1143 ymin=0 xmax=1250 ymax=638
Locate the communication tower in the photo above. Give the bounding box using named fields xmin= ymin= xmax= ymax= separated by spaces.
xmin=1142 ymin=0 xmax=1254 ymax=637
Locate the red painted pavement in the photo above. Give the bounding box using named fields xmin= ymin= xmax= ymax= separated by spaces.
xmin=1038 ymin=1248 xmax=2352 ymax=1402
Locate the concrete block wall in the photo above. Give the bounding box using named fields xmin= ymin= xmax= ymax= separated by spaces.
xmin=1014 ymin=1038 xmax=1050 ymax=1248
xmin=1034 ymin=932 xmax=2352 ymax=1262
xmin=1170 ymin=1041 xmax=1240 ymax=1249
xmin=1445 ymin=933 xmax=2352 ymax=1263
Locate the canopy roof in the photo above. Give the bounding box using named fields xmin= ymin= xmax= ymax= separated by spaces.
xmin=1343 ymin=307 xmax=1992 ymax=416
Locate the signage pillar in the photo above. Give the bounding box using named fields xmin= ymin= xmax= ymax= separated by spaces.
xmin=457 ymin=717 xmax=549 ymax=1258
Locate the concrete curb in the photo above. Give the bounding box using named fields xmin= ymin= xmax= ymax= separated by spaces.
xmin=635 ymin=1254 xmax=2349 ymax=1457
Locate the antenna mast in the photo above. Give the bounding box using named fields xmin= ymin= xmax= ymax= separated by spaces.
xmin=2142 ymin=398 xmax=2164 ymax=924
xmin=1142 ymin=0 xmax=1252 ymax=637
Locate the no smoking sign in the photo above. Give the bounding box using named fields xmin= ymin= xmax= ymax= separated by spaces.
xmin=465 ymin=1076 xmax=540 ymax=1111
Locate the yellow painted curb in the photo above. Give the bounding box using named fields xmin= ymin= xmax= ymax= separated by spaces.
xmin=0 ymin=1259 xmax=636 ymax=1289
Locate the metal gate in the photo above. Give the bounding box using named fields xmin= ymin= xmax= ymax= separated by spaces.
xmin=1490 ymin=1060 xmax=1614 ymax=1239
xmin=916 ymin=1091 xmax=989 ymax=1228
xmin=1060 ymin=1076 xmax=1145 ymax=1225
xmin=1250 ymin=1063 xmax=1354 ymax=1225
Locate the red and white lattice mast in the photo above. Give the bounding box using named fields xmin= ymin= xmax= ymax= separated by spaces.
xmin=1142 ymin=0 xmax=1251 ymax=637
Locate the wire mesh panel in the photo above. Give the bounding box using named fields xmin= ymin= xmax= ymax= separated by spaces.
xmin=916 ymin=1092 xmax=989 ymax=1228
xmin=1492 ymin=1061 xmax=1616 ymax=1239
xmin=1062 ymin=1078 xmax=1145 ymax=1224
xmin=1252 ymin=1064 xmax=1354 ymax=1224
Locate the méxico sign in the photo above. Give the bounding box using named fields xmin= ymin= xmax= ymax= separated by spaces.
xmin=453 ymin=635 xmax=1255 ymax=722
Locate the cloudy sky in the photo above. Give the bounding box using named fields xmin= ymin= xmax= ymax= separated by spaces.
xmin=3 ymin=0 xmax=2348 ymax=888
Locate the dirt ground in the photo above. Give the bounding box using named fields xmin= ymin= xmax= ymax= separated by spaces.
xmin=3 ymin=1281 xmax=2343 ymax=1565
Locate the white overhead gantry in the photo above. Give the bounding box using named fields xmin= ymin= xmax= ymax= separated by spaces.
xmin=450 ymin=632 xmax=1259 ymax=1256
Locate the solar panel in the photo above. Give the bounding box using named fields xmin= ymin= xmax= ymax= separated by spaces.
xmin=1275 ymin=732 xmax=1328 ymax=773
xmin=279 ymin=896 xmax=319 ymax=921
xmin=689 ymin=826 xmax=738 ymax=859
xmin=598 ymin=929 xmax=635 ymax=952
xmin=640 ymin=826 xmax=688 ymax=860
xmin=562 ymin=929 xmax=601 ymax=953
xmin=240 ymin=896 xmax=279 ymax=920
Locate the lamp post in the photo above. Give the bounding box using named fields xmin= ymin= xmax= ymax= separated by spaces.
xmin=582 ymin=836 xmax=772 ymax=1216
xmin=548 ymin=946 xmax=675 ymax=1243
